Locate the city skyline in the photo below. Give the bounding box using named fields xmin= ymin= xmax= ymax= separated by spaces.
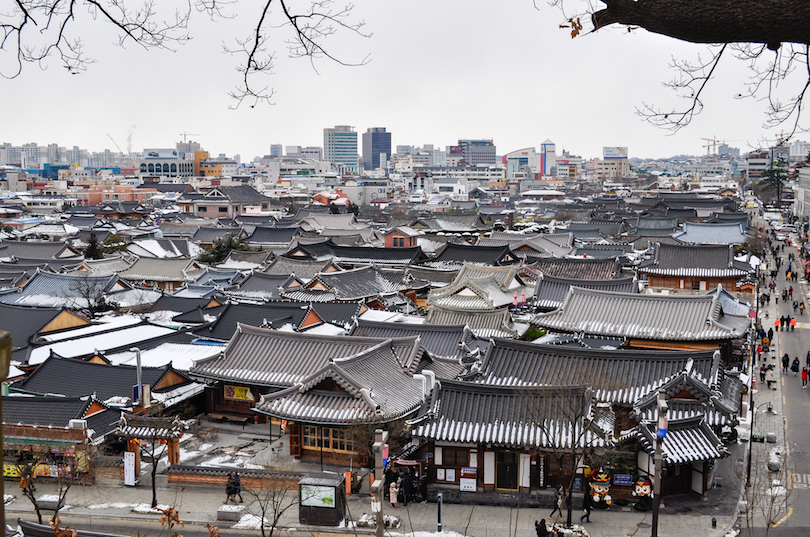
xmin=1 ymin=0 xmax=800 ymax=161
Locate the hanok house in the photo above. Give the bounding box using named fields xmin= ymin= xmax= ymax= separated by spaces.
xmin=636 ymin=243 xmax=754 ymax=292
xmin=409 ymin=381 xmax=613 ymax=499
xmin=531 ymin=287 xmax=751 ymax=366
xmin=628 ymin=366 xmax=741 ymax=497
xmin=455 ymin=337 xmax=740 ymax=497
xmin=2 ymin=395 xmax=120 ymax=482
xmin=188 ymin=324 xmax=459 ymax=461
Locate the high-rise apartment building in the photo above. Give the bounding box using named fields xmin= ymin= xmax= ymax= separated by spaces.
xmin=362 ymin=127 xmax=391 ymax=171
xmin=324 ymin=125 xmax=359 ymax=172
xmin=270 ymin=144 xmax=283 ymax=157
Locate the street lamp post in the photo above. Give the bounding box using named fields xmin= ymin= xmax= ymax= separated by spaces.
xmin=746 ymin=401 xmax=778 ymax=487
xmin=651 ymin=390 xmax=668 ymax=537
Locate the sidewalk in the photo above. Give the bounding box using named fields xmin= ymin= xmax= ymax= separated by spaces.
xmin=4 ymin=479 xmax=737 ymax=537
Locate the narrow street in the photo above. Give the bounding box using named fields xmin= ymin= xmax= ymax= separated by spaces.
xmin=750 ymin=229 xmax=810 ymax=534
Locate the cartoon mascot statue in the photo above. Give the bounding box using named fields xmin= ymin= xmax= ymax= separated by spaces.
xmin=588 ymin=467 xmax=612 ymax=509
xmin=632 ymin=477 xmax=653 ymax=512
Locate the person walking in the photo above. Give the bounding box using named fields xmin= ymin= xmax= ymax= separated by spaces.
xmin=769 ymin=328 xmax=774 ymax=341
xmin=791 ymin=317 xmax=798 ymax=331
xmin=805 ymin=350 xmax=810 ymax=369
xmin=234 ymin=472 xmax=243 ymax=503
xmin=580 ymin=492 xmax=592 ymax=524
xmin=760 ymin=364 xmax=768 ymax=383
xmin=802 ymin=367 xmax=808 ymax=388
xmin=766 ymin=368 xmax=776 ymax=390
xmin=774 ymin=318 xmax=781 ymax=332
xmin=550 ymin=484 xmax=565 ymax=518
xmin=792 ymin=357 xmax=800 ymax=376
xmin=225 ymin=472 xmax=237 ymax=504
xmin=783 ymin=353 xmax=790 ymax=374
xmin=389 ymin=479 xmax=399 ymax=509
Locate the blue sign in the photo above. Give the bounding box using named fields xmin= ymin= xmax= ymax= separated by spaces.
xmin=613 ymin=474 xmax=633 ymax=486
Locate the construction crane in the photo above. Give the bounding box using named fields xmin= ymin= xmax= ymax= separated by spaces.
xmin=179 ymin=132 xmax=200 ymax=143
xmin=701 ymin=136 xmax=720 ymax=160
xmin=107 ymin=133 xmax=124 ymax=154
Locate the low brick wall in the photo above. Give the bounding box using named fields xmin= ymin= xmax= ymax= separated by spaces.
xmin=167 ymin=465 xmax=304 ymax=489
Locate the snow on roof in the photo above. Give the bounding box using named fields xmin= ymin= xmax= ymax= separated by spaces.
xmin=28 ymin=324 xmax=177 ymax=365
xmin=105 ymin=342 xmax=222 ymax=371
xmin=39 ymin=314 xmax=144 ymax=342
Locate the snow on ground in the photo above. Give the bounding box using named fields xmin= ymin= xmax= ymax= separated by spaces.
xmin=232 ymin=514 xmax=268 ymax=529
xmin=131 ymin=503 xmax=172 ymax=514
xmin=89 ymin=502 xmax=150 ymax=510
xmin=4 ymin=495 xmax=14 ymax=505
xmin=199 ymin=454 xmax=264 ymax=469
xmin=179 ymin=443 xmax=213 ymax=463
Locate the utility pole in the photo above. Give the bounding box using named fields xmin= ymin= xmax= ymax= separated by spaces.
xmin=371 ymin=429 xmax=389 ymax=537
xmin=651 ymin=390 xmax=668 ymax=537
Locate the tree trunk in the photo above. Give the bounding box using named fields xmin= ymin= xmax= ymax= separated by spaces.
xmin=592 ymin=0 xmax=810 ymax=47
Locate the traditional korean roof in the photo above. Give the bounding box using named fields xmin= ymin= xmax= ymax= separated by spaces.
xmin=637 ymin=243 xmax=753 ymax=277
xmin=283 ymin=266 xmax=406 ymax=302
xmin=247 ymin=226 xmax=302 ymax=245
xmin=0 ymin=270 xmax=128 ymax=308
xmin=119 ymin=257 xmax=205 ymax=283
xmin=127 ymin=238 xmax=199 ymax=258
xmin=533 ymin=274 xmax=637 ymax=310
xmin=0 ymin=304 xmax=84 ymax=355
xmin=189 ymin=323 xmax=425 ymax=388
xmin=475 ymin=232 xmax=573 ymax=258
xmin=466 ymin=338 xmax=720 ymax=404
xmin=527 ymin=257 xmax=620 ymax=280
xmin=116 ymin=413 xmax=185 ymax=440
xmin=228 ymin=271 xmax=300 ymax=300
xmin=420 ymin=243 xmax=517 ymax=269
xmin=350 ymin=320 xmax=477 ymax=362
xmin=412 ymin=380 xmax=609 ymax=449
xmin=68 ymin=255 xmax=137 ymax=277
xmin=219 ymin=250 xmax=273 ymax=269
xmin=543 ymin=233 xmax=575 ymax=248
xmin=631 ymin=216 xmax=680 ymax=235
xmin=427 ymin=276 xmax=522 ymax=310
xmin=194 ymin=267 xmax=244 ymax=288
xmin=309 ymin=301 xmax=364 ymax=327
xmin=631 ymin=366 xmax=739 ymax=427
xmin=405 ymin=266 xmax=459 ymax=286
xmin=18 ymin=355 xmax=181 ymax=403
xmin=148 ymin=294 xmax=221 ymax=315
xmin=633 ymin=416 xmax=726 ymax=464
xmin=673 ymin=222 xmax=750 ymax=245
xmin=192 ymin=227 xmax=245 ymax=244
xmin=0 ymin=240 xmax=75 ymax=259
xmin=532 ymin=287 xmax=751 ymax=341
xmin=2 ymin=395 xmax=95 ymax=427
xmin=327 ymin=245 xmax=425 ymax=268
xmin=206 ymin=185 xmax=273 ymax=203
xmin=427 ymin=306 xmax=519 ymax=338
xmin=253 ymin=340 xmax=427 ymax=425
xmin=194 ymin=302 xmax=316 ymax=341
xmin=264 ymin=256 xmax=336 ymax=282
xmin=415 ymin=214 xmax=491 ymax=233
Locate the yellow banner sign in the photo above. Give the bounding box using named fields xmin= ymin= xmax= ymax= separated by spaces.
xmin=224 ymin=385 xmax=254 ymax=401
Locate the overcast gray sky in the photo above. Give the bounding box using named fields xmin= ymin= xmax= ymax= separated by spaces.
xmin=1 ymin=0 xmax=803 ymax=162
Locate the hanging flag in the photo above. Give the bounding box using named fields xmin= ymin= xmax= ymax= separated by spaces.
xmin=657 ymin=415 xmax=668 ymax=439
xmin=521 ymin=290 xmax=526 ymax=305
xmin=513 ymin=292 xmax=518 ymax=307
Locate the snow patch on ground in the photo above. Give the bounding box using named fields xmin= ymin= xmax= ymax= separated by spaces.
xmin=232 ymin=514 xmax=268 ymax=529
xmin=131 ymin=503 xmax=172 ymax=514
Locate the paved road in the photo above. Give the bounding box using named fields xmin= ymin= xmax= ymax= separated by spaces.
xmin=751 ymin=228 xmax=810 ymax=534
